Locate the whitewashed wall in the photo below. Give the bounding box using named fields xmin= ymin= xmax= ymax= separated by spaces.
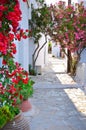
xmin=15 ymin=1 xmax=29 ymax=71
xmin=29 ymin=0 xmax=49 ymax=68
xmin=29 ymin=0 xmax=37 ymax=67
xmin=78 ymin=0 xmax=86 ymax=7
xmin=29 ymin=38 xmax=35 ymax=65
xmin=44 ymin=40 xmax=48 ymax=65
xmin=80 ymin=49 xmax=86 ymax=63
xmin=35 ymin=34 xmax=48 ymax=68
xmin=30 ymin=0 xmax=38 ymax=8
xmin=71 ymin=0 xmax=78 ymax=5
xmin=71 ymin=0 xmax=86 ymax=7
xmin=0 ymin=58 xmax=2 ymax=67
xmin=29 ymin=37 xmax=48 ymax=68
xmin=52 ymin=42 xmax=61 ymax=58
xmin=52 ymin=42 xmax=57 ymax=57
xmin=75 ymin=49 xmax=86 ymax=87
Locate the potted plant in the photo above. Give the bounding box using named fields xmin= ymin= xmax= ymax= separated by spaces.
xmin=21 ymin=79 xmax=34 ymax=100
xmin=20 ymin=79 xmax=34 ymax=112
xmin=0 ymin=62 xmax=33 ymax=129
xmin=0 ymin=105 xmax=19 ymax=129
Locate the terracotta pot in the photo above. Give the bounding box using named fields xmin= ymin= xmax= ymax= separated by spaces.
xmin=1 ymin=110 xmax=30 ymax=130
xmin=21 ymin=99 xmax=32 ymax=112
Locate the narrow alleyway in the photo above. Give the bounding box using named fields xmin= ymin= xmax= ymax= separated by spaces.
xmin=24 ymin=55 xmax=86 ymax=130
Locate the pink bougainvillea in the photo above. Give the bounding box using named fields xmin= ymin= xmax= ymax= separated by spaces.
xmin=48 ymin=1 xmax=86 ymax=53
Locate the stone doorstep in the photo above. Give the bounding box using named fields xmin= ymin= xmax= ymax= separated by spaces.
xmin=75 ymin=62 xmax=86 ymax=86
xmin=33 ymin=83 xmax=78 ymax=89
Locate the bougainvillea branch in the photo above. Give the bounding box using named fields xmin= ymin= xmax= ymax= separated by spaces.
xmin=0 ymin=0 xmax=31 ymax=56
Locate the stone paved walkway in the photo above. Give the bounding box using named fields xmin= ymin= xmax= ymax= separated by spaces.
xmin=24 ymin=55 xmax=86 ymax=130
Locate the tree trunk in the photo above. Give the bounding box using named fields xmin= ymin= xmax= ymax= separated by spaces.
xmin=68 ymin=0 xmax=71 ymax=5
xmin=67 ymin=0 xmax=71 ymax=73
xmin=32 ymin=42 xmax=39 ymax=70
xmin=67 ymin=50 xmax=71 ymax=73
xmin=67 ymin=51 xmax=81 ymax=75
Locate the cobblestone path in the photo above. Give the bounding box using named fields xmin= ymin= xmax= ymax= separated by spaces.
xmin=24 ymin=55 xmax=86 ymax=130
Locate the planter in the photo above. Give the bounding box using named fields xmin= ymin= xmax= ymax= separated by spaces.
xmin=21 ymin=99 xmax=32 ymax=112
xmin=1 ymin=110 xmax=30 ymax=130
xmin=35 ymin=65 xmax=41 ymax=75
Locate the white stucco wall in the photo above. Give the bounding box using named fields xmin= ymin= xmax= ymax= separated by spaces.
xmin=29 ymin=38 xmax=35 ymax=65
xmin=52 ymin=42 xmax=61 ymax=58
xmin=0 ymin=58 xmax=2 ymax=67
xmin=75 ymin=49 xmax=86 ymax=87
xmin=14 ymin=1 xmax=29 ymax=71
xmin=30 ymin=0 xmax=38 ymax=8
xmin=35 ymin=34 xmax=48 ymax=68
xmin=29 ymin=0 xmax=49 ymax=69
xmin=75 ymin=63 xmax=86 ymax=84
xmin=52 ymin=42 xmax=57 ymax=57
xmin=44 ymin=41 xmax=48 ymax=65
xmin=71 ymin=0 xmax=78 ymax=5
xmin=78 ymin=0 xmax=86 ymax=7
xmin=29 ymin=36 xmax=48 ymax=68
xmin=71 ymin=0 xmax=86 ymax=7
xmin=80 ymin=49 xmax=86 ymax=63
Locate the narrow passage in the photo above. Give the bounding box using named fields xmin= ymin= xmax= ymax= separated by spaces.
xmin=25 ymin=55 xmax=86 ymax=130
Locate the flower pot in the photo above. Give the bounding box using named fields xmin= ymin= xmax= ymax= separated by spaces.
xmin=1 ymin=110 xmax=30 ymax=130
xmin=21 ymin=99 xmax=32 ymax=112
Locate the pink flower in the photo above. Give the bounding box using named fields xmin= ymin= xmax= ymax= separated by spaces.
xmin=23 ymin=0 xmax=27 ymax=2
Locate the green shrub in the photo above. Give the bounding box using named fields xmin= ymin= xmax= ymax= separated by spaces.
xmin=29 ymin=64 xmax=36 ymax=75
xmin=20 ymin=79 xmax=34 ymax=100
xmin=0 ymin=105 xmax=15 ymax=128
